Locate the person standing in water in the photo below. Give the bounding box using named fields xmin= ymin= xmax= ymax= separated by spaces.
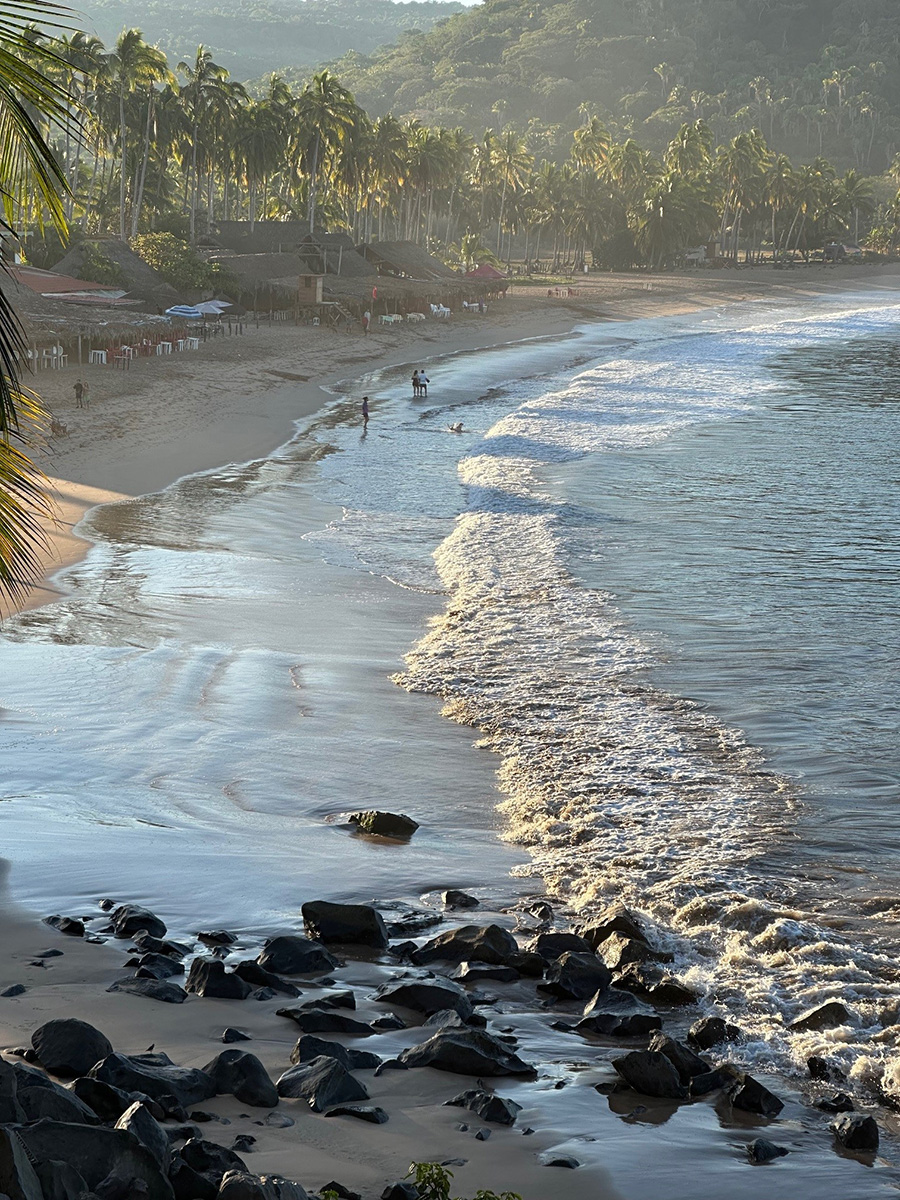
xmin=411 ymin=370 xmax=420 ymax=396
xmin=419 ymin=369 xmax=429 ymax=396
xmin=362 ymin=395 xmax=370 ymax=425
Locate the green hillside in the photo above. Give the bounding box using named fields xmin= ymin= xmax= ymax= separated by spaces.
xmin=77 ymin=0 xmax=464 ymax=81
xmin=335 ymin=0 xmax=900 ymax=170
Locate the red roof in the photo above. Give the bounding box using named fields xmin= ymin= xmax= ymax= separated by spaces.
xmin=465 ymin=263 xmax=507 ymax=279
xmin=8 ymin=264 xmax=115 ymax=294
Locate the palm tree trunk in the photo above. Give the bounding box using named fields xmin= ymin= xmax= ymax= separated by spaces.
xmin=131 ymin=90 xmax=155 ymax=238
xmin=119 ymin=87 xmax=127 ymax=240
xmin=307 ymin=132 xmax=321 ymax=233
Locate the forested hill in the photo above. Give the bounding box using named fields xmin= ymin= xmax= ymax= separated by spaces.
xmin=335 ymin=0 xmax=900 ymax=170
xmin=77 ymin=0 xmax=464 ymax=81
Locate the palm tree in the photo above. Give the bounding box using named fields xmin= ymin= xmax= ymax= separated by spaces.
xmin=294 ymin=70 xmax=357 ymax=234
xmin=177 ymin=45 xmax=229 ymax=242
xmin=0 ymin=0 xmax=71 ymax=602
xmin=108 ymin=29 xmax=169 ymax=240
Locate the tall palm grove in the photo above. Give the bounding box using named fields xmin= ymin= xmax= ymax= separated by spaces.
xmin=16 ymin=25 xmax=900 ymax=273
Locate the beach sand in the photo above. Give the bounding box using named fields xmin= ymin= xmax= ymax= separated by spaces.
xmin=2 ymin=264 xmax=899 ymax=1199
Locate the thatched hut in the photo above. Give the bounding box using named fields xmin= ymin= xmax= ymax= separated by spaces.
xmin=50 ymin=238 xmax=178 ymax=308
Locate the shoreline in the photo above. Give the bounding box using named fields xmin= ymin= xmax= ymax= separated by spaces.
xmin=2 ymin=266 xmax=900 ymax=1198
xmin=13 ymin=260 xmax=900 ymax=621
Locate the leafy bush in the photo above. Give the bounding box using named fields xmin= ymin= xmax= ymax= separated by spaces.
xmin=406 ymin=1162 xmax=522 ymax=1200
xmin=130 ymin=232 xmax=235 ymax=294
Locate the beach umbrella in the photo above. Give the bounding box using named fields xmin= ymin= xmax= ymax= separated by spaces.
xmin=165 ymin=304 xmax=203 ymax=318
xmin=195 ymin=300 xmax=232 ymax=315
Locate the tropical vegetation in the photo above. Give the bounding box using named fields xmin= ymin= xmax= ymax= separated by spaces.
xmin=15 ymin=23 xmax=897 ymax=276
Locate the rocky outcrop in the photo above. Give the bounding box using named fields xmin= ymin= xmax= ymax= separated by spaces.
xmin=445 ymin=1088 xmax=522 ymax=1125
xmin=612 ymin=1051 xmax=688 ymax=1100
xmin=275 ymin=1007 xmax=375 ymax=1037
xmin=111 ymin=905 xmax=167 ymax=940
xmin=831 ymin=1112 xmax=879 ymax=1151
xmin=399 ymin=1028 xmax=535 ymax=1077
xmin=687 ymin=1016 xmax=741 ymax=1050
xmin=89 ymin=1052 xmax=215 ymax=1108
xmin=257 ymin=936 xmax=337 ymax=976
xmin=14 ymin=1122 xmax=175 ymax=1200
xmin=789 ymin=1001 xmax=851 ymax=1033
xmin=275 ymin=1057 xmax=369 ymax=1111
xmin=375 ymin=976 xmax=474 ymax=1020
xmin=115 ymin=1100 xmax=170 ymax=1169
xmin=541 ymin=952 xmax=611 ymax=1001
xmin=413 ymin=924 xmax=518 ymax=966
xmin=725 ymin=1073 xmax=784 ymax=1118
xmin=107 ymin=977 xmax=187 ymax=1004
xmin=31 ymin=1018 xmax=113 ymax=1078
xmin=347 ymin=811 xmax=419 ymax=839
xmin=579 ymin=904 xmax=647 ymax=948
xmin=289 ymin=1035 xmax=381 ymax=1072
xmin=186 ymin=959 xmax=252 ymax=1000
xmin=301 ymin=901 xmax=389 ymax=950
xmin=201 ymin=1051 xmax=278 ymax=1108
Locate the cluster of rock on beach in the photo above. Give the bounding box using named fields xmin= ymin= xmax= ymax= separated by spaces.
xmin=1 ymin=813 xmax=885 ymax=1198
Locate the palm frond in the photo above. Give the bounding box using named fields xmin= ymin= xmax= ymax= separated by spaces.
xmin=0 ymin=383 xmax=51 ymax=605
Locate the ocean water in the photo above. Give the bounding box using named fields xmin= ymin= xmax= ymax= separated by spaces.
xmin=1 ymin=293 xmax=899 ymax=1113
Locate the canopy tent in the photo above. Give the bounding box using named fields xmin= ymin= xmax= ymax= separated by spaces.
xmin=165 ymin=304 xmax=203 ymax=318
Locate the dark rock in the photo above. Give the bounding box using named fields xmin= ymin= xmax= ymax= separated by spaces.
xmin=169 ymin=1151 xmax=218 ymax=1200
xmin=474 ymin=1128 xmax=490 ymax=1141
xmin=371 ymin=1013 xmax=406 ymax=1032
xmin=1 ymin=984 xmax=26 ymax=997
xmin=374 ymin=1060 xmax=409 ymax=1076
xmin=690 ymin=1067 xmax=737 ymax=1097
xmin=348 ymin=811 xmax=419 ymax=839
xmin=442 ymin=890 xmax=479 ymax=910
xmin=167 ymin=1124 xmax=204 ymax=1143
xmin=614 ymin=964 xmax=696 ymax=1006
xmin=231 ymin=1135 xmax=256 ymax=1153
xmin=506 ymin=951 xmax=545 ymax=978
xmin=252 ymin=987 xmax=276 ymax=1001
xmin=31 ymin=1018 xmax=113 ymax=1077
xmin=218 ymin=1170 xmax=309 ymax=1199
xmin=14 ymin=1122 xmax=173 ymax=1200
xmin=34 ymin=1157 xmax=90 ymax=1200
xmin=596 ymin=933 xmax=661 ymax=973
xmin=257 ymin=936 xmax=338 ymax=977
xmin=133 ymin=933 xmax=191 ymax=959
xmin=324 ymin=1104 xmax=389 ymax=1124
xmin=445 ymin=1089 xmax=522 ymax=1126
xmin=136 ymin=954 xmax=184 ymax=981
xmin=687 ymin=1016 xmax=741 ymax=1050
xmin=275 ymin=1006 xmax=375 ymax=1037
xmin=35 ymin=948 xmax=64 ymax=959
xmin=540 ymin=1154 xmax=579 ymax=1169
xmin=0 ymin=1125 xmax=45 ymax=1200
xmin=115 ymin=1101 xmax=170 ymax=1169
xmin=180 ymin=1138 xmax=247 ymax=1187
xmin=107 ymin=977 xmax=187 ymax=1004
xmin=202 ymin=1051 xmax=278 ymax=1108
xmin=580 ymin=904 xmax=646 ymax=948
xmin=260 ymin=1112 xmax=294 ymax=1128
xmin=381 ymin=1184 xmax=418 ymax=1200
xmin=0 ymin=1060 xmax=25 ymax=1125
xmin=612 ymin=1051 xmax=688 ymax=1100
xmin=413 ymin=924 xmax=517 ymax=966
xmin=89 ymin=1052 xmax=216 ymax=1108
xmin=223 ymin=1029 xmax=251 ymax=1044
xmin=186 ymin=959 xmax=252 ymax=1000
xmin=452 ymin=963 xmax=519 ymax=984
xmin=275 ymin=1056 xmax=368 ymax=1111
xmin=746 ymin=1138 xmax=789 ymax=1164
xmin=301 ymin=901 xmax=389 ymax=950
xmin=72 ymin=1077 xmax=155 ymax=1123
xmin=320 ymin=1184 xmax=360 ymax=1200
xmin=789 ymin=1001 xmax=851 ymax=1033
xmin=297 ymin=990 xmax=356 ymax=1012
xmin=111 ymin=905 xmax=167 ymax=940
xmin=43 ymin=915 xmax=85 ymax=937
xmin=375 ymin=976 xmax=474 ymax=1019
xmin=384 ymin=909 xmax=443 ymax=938
xmin=399 ymin=1028 xmax=535 ymax=1077
xmin=12 ymin=1061 xmax=100 ymax=1124
xmin=289 ymin=1035 xmax=381 ymax=1072
xmin=197 ymin=930 xmax=237 ymax=946
xmin=389 ymin=940 xmax=418 ymax=961
xmin=807 ymin=1055 xmax=842 ymax=1082
xmin=646 ymin=1033 xmax=709 ymax=1081
xmin=726 ymin=1073 xmax=784 ymax=1118
xmin=576 ymin=1011 xmax=662 ymax=1038
xmin=529 ymin=932 xmax=592 ymax=961
xmin=541 ymin=952 xmax=612 ymax=1001
xmin=423 ymin=1009 xmax=466 ymax=1030
xmin=831 ymin=1112 xmax=878 ymax=1152
xmin=816 ymin=1092 xmax=854 ymax=1114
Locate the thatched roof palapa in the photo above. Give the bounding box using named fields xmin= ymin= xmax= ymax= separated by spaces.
xmin=51 ymin=237 xmax=178 ymax=306
xmin=360 ymin=241 xmax=460 ymax=282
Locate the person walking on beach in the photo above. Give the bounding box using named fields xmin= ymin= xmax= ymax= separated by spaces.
xmin=73 ymin=379 xmax=84 ymax=408
xmin=81 ymin=381 xmax=90 ymax=409
xmin=412 ymin=370 xmax=420 ymax=396
xmin=419 ymin=369 xmax=429 ymax=397
xmin=362 ymin=310 xmax=370 ymax=336
xmin=362 ymin=395 xmax=370 ymax=425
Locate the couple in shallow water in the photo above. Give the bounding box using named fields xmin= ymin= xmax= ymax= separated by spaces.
xmin=412 ymin=369 xmax=429 ymax=396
